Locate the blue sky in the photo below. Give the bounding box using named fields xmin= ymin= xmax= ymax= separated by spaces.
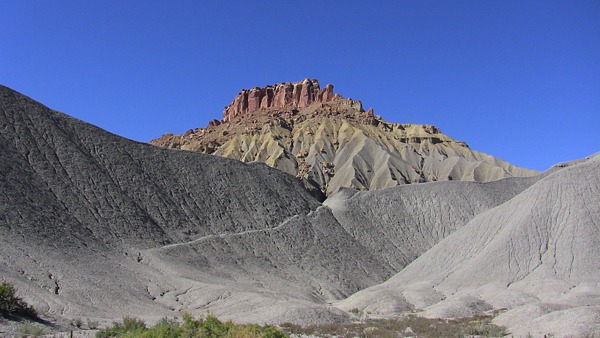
xmin=2 ymin=1 xmax=599 ymax=171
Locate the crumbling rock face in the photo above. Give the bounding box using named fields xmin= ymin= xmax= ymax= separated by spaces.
xmin=151 ymin=79 xmax=538 ymax=195
xmin=222 ymin=79 xmax=343 ymax=122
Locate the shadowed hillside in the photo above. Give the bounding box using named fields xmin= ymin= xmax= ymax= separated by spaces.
xmin=0 ymin=85 xmax=388 ymax=325
xmin=324 ymin=174 xmax=541 ymax=272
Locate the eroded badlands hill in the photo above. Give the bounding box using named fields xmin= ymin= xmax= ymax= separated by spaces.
xmin=337 ymin=153 xmax=600 ymax=336
xmin=151 ymin=79 xmax=538 ymax=195
xmin=1 ymin=84 xmax=597 ymax=336
xmin=0 ymin=85 xmax=388 ymax=326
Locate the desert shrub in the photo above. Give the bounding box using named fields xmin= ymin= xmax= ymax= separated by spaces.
xmin=145 ymin=317 xmax=182 ymax=338
xmin=96 ymin=323 xmax=124 ymax=338
xmin=260 ymin=325 xmax=288 ymax=338
xmin=180 ymin=310 xmax=201 ymax=336
xmin=18 ymin=323 xmax=45 ymax=336
xmin=197 ymin=313 xmax=232 ymax=337
xmin=224 ymin=324 xmax=287 ymax=338
xmin=277 ymin=314 xmax=509 ymax=338
xmin=0 ymin=281 xmax=37 ymax=318
xmin=96 ymin=316 xmax=146 ymax=338
xmin=224 ymin=323 xmax=260 ymax=338
xmin=122 ymin=316 xmax=147 ymax=331
xmin=87 ymin=317 xmax=100 ymax=329
xmin=96 ymin=313 xmax=288 ymax=338
xmin=278 ymin=322 xmax=302 ymax=334
xmin=463 ymin=319 xmax=508 ymax=337
xmin=72 ymin=317 xmax=83 ymax=328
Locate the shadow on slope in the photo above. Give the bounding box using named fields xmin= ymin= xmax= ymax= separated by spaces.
xmin=325 ymin=174 xmax=541 ymax=272
xmin=0 ymin=85 xmax=386 ymax=325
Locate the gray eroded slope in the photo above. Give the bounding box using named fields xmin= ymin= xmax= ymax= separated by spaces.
xmin=337 ymin=153 xmax=600 ymax=336
xmin=0 ymin=85 xmax=388 ymax=325
xmin=324 ymin=175 xmax=540 ymax=272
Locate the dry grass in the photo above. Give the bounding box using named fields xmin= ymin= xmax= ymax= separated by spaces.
xmin=281 ymin=313 xmax=508 ymax=337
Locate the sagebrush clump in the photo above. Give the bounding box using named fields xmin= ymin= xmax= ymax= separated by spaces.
xmin=96 ymin=312 xmax=287 ymax=338
xmin=0 ymin=281 xmax=37 ymax=318
xmin=280 ymin=314 xmax=508 ymax=338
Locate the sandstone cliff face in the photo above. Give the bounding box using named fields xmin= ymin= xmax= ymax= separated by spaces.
xmin=151 ymin=79 xmax=538 ymax=195
xmin=222 ymin=79 xmax=343 ymax=122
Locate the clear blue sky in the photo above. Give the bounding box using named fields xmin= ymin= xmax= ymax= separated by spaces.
xmin=2 ymin=1 xmax=599 ymax=171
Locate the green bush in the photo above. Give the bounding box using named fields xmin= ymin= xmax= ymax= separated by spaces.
xmin=143 ymin=317 xmax=183 ymax=338
xmin=260 ymin=326 xmax=288 ymax=338
xmin=96 ymin=316 xmax=146 ymax=338
xmin=197 ymin=313 xmax=232 ymax=337
xmin=0 ymin=281 xmax=37 ymax=318
xmin=122 ymin=316 xmax=147 ymax=331
xmin=96 ymin=313 xmax=288 ymax=338
xmin=18 ymin=324 xmax=45 ymax=336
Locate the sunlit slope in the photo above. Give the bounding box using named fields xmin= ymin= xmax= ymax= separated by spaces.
xmin=324 ymin=174 xmax=540 ymax=271
xmin=337 ymin=154 xmax=600 ymax=336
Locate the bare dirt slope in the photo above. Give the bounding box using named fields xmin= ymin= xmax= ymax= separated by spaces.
xmin=0 ymin=85 xmax=388 ymax=327
xmin=324 ymin=174 xmax=541 ymax=272
xmin=337 ymin=153 xmax=600 ymax=336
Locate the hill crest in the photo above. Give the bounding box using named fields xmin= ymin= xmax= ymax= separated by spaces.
xmin=151 ymin=79 xmax=538 ymax=195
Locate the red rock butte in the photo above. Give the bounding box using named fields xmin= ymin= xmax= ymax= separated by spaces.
xmin=222 ymin=78 xmax=343 ymax=122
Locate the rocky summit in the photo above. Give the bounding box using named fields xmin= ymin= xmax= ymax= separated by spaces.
xmin=151 ymin=79 xmax=538 ymax=195
xmin=222 ymin=78 xmax=342 ymax=122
